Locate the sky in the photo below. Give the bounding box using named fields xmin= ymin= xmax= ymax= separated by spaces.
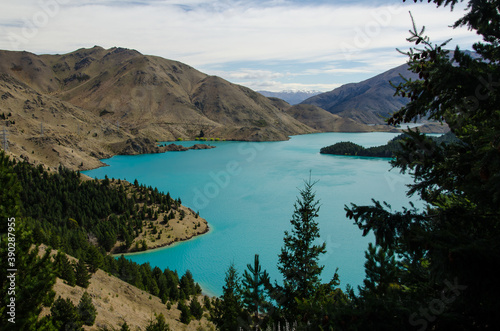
xmin=0 ymin=0 xmax=481 ymax=92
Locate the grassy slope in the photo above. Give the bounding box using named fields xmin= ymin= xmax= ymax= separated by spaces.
xmin=38 ymin=245 xmax=215 ymax=331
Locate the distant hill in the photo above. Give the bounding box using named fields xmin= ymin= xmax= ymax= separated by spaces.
xmin=258 ymin=90 xmax=322 ymax=105
xmin=301 ymin=64 xmax=417 ymax=124
xmin=281 ymin=103 xmax=394 ymax=133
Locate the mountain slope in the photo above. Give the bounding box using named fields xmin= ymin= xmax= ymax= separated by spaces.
xmin=283 ymin=104 xmax=393 ymax=132
xmin=301 ymin=64 xmax=417 ymax=124
xmin=0 ymin=46 xmax=312 ymax=143
xmin=38 ymin=245 xmax=214 ymax=330
xmin=258 ymin=90 xmax=322 ymax=105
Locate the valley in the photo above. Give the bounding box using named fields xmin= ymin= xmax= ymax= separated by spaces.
xmin=0 ymin=46 xmax=445 ymax=173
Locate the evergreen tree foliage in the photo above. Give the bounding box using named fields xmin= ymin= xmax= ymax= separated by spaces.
xmin=0 ymin=237 xmax=57 ymax=330
xmin=145 ymin=313 xmax=171 ymax=331
xmin=276 ymin=178 xmax=326 ymax=322
xmin=241 ymin=254 xmax=270 ymax=327
xmin=0 ymin=151 xmax=21 ymax=233
xmin=120 ymin=321 xmax=131 ymax=331
xmin=50 ymin=296 xmax=83 ymax=331
xmin=10 ymin=160 xmax=177 ymax=255
xmin=210 ymin=263 xmax=245 ymax=331
xmin=0 ymin=152 xmax=57 ymax=330
xmin=178 ymin=300 xmax=192 ymax=324
xmin=342 ymin=1 xmax=500 ymax=329
xmin=54 ymin=251 xmax=77 ymax=286
xmin=75 ymin=259 xmax=90 ymax=288
xmin=86 ymin=245 xmax=104 ymax=274
xmin=203 ymin=295 xmax=213 ymax=311
xmin=77 ymin=291 xmax=97 ymax=326
xmin=189 ymin=296 xmax=204 ymax=320
xmin=179 ymin=269 xmax=195 ymax=295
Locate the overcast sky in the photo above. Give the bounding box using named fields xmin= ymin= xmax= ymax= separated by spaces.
xmin=0 ymin=0 xmax=480 ymax=92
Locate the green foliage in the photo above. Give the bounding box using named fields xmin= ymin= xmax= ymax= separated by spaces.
xmin=86 ymin=245 xmax=104 ymax=274
xmin=203 ymin=295 xmax=212 ymax=311
xmin=210 ymin=263 xmax=245 ymax=331
xmin=321 ymin=132 xmax=460 ymax=158
xmin=276 ymin=178 xmax=326 ymax=322
xmin=0 ymin=153 xmax=57 ymax=330
xmin=50 ymin=297 xmax=83 ymax=331
xmin=342 ymin=1 xmax=500 ymax=329
xmin=145 ymin=313 xmax=171 ymax=331
xmin=54 ymin=251 xmax=76 ymax=286
xmin=178 ymin=300 xmax=192 ymax=324
xmin=320 ymin=136 xmax=404 ymax=158
xmin=120 ymin=321 xmax=131 ymax=331
xmin=241 ymin=254 xmax=270 ymax=327
xmin=320 ymin=141 xmax=367 ymax=156
xmin=75 ymin=259 xmax=90 ymax=288
xmin=11 ymin=161 xmax=176 ymax=254
xmin=0 ymin=240 xmax=57 ymax=330
xmin=0 ymin=151 xmax=21 ymax=233
xmin=77 ymin=292 xmax=97 ymax=326
xmin=190 ymin=296 xmax=204 ymax=320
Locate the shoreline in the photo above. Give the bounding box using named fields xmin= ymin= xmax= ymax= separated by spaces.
xmin=115 ymin=224 xmax=211 ymax=257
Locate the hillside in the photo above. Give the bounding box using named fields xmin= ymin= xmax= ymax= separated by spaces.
xmin=258 ymin=90 xmax=322 ymax=105
xmin=0 ymin=46 xmax=316 ymax=170
xmin=0 ymin=152 xmax=214 ymax=330
xmin=37 ymin=245 xmax=214 ymax=330
xmin=282 ymin=103 xmax=397 ymax=132
xmin=301 ymin=63 xmax=417 ymax=124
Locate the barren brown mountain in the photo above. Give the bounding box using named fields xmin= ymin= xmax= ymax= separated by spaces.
xmin=0 ymin=46 xmax=398 ymax=171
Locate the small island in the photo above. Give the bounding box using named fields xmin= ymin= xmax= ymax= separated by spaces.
xmin=320 ymin=132 xmax=459 ymax=158
xmin=320 ymin=135 xmax=404 ymax=158
xmin=160 ymin=143 xmax=216 ymax=152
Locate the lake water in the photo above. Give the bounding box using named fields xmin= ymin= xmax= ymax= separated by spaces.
xmin=83 ymin=132 xmax=418 ymax=296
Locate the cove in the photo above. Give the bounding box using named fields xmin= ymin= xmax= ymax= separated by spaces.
xmin=83 ymin=132 xmax=418 ymax=296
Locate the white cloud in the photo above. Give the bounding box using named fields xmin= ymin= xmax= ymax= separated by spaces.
xmin=0 ymin=0 xmax=481 ymax=91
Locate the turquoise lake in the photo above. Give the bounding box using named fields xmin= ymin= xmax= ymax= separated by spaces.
xmin=83 ymin=132 xmax=420 ymax=296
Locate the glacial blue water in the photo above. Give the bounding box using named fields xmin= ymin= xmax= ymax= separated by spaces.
xmin=83 ymin=132 xmax=419 ymax=296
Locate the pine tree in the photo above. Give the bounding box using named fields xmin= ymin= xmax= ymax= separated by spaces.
xmin=50 ymin=296 xmax=83 ymax=331
xmin=210 ymin=263 xmax=244 ymax=331
xmin=241 ymin=254 xmax=270 ymax=327
xmin=77 ymin=291 xmax=97 ymax=326
xmin=276 ymin=178 xmax=326 ymax=321
xmin=86 ymin=245 xmax=103 ymax=273
xmin=361 ymin=243 xmax=399 ymax=298
xmin=120 ymin=321 xmax=131 ymax=331
xmin=54 ymin=251 xmax=76 ymax=286
xmin=179 ymin=269 xmax=196 ymax=296
xmin=189 ymin=296 xmax=203 ymax=320
xmin=145 ymin=313 xmax=171 ymax=331
xmin=0 ymin=152 xmax=57 ymax=330
xmin=344 ymin=1 xmax=500 ymax=329
xmin=0 ymin=151 xmax=21 ymax=233
xmin=75 ymin=259 xmax=90 ymax=288
xmin=178 ymin=300 xmax=191 ymax=324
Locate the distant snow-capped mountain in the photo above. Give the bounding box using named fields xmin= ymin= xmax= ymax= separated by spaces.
xmin=258 ymin=90 xmax=322 ymax=105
